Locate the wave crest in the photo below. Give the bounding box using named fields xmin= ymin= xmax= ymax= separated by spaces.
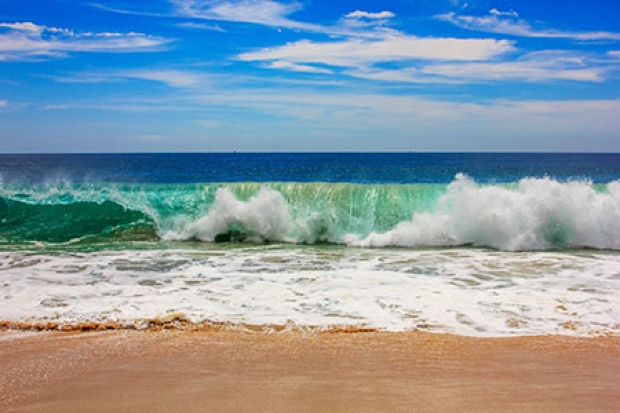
xmin=161 ymin=188 xmax=293 ymax=243
xmin=348 ymin=174 xmax=620 ymax=251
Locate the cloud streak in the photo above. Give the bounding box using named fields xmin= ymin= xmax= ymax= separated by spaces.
xmin=238 ymin=35 xmax=514 ymax=66
xmin=419 ymin=51 xmax=607 ymax=82
xmin=341 ymin=51 xmax=608 ymax=84
xmin=170 ymin=0 xmax=318 ymax=30
xmin=53 ymin=69 xmax=208 ymax=88
xmin=0 ymin=21 xmax=171 ymax=61
xmin=438 ymin=10 xmax=620 ymax=41
xmin=344 ymin=11 xmax=395 ymax=20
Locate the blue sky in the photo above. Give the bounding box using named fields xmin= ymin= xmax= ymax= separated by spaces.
xmin=0 ymin=0 xmax=619 ymax=152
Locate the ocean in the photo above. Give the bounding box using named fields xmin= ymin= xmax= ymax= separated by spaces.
xmin=1 ymin=153 xmax=619 ymax=336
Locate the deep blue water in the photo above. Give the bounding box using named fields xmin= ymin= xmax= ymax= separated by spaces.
xmin=1 ymin=152 xmax=619 ymax=184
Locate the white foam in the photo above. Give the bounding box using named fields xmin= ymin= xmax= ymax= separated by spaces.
xmin=349 ymin=174 xmax=620 ymax=251
xmin=161 ymin=188 xmax=293 ymax=242
xmin=1 ymin=246 xmax=619 ymax=336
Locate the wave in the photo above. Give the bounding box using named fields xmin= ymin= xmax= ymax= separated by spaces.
xmin=1 ymin=175 xmax=619 ymax=250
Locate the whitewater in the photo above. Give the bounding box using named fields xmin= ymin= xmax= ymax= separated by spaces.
xmin=1 ymin=153 xmax=619 ymax=336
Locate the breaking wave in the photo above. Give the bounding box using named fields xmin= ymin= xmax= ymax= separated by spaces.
xmin=1 ymin=174 xmax=619 ymax=251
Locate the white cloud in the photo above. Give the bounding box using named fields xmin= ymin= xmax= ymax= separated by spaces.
xmin=342 ymin=51 xmax=607 ymax=84
xmin=53 ymin=69 xmax=207 ymax=88
xmin=343 ymin=67 xmax=432 ymax=84
xmin=0 ymin=100 xmax=7 ymax=107
xmin=119 ymin=69 xmax=206 ymax=87
xmin=489 ymin=9 xmax=518 ymax=17
xmin=170 ymin=0 xmax=317 ymax=30
xmin=239 ymin=30 xmax=616 ymax=84
xmin=345 ymin=11 xmax=395 ymax=20
xmin=0 ymin=22 xmax=46 ymax=33
xmin=267 ymin=61 xmax=333 ymax=74
xmin=238 ymin=34 xmax=514 ymax=67
xmin=89 ymin=3 xmax=168 ymax=18
xmin=0 ymin=21 xmax=170 ymax=61
xmin=438 ymin=11 xmax=620 ymax=41
xmin=176 ymin=22 xmax=226 ymax=32
xmin=421 ymin=52 xmax=605 ymax=82
xmin=166 ymin=1 xmax=397 ymax=37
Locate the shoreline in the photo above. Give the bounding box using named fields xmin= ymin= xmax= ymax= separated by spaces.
xmin=1 ymin=329 xmax=619 ymax=412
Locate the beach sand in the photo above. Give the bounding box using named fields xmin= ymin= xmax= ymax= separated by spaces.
xmin=1 ymin=329 xmax=619 ymax=412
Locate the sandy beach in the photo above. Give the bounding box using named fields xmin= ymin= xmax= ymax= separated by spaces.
xmin=1 ymin=329 xmax=618 ymax=413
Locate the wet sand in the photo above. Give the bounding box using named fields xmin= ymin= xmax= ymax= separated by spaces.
xmin=1 ymin=330 xmax=619 ymax=412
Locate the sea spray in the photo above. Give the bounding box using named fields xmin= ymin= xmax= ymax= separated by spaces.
xmin=162 ymin=188 xmax=294 ymax=243
xmin=349 ymin=174 xmax=620 ymax=250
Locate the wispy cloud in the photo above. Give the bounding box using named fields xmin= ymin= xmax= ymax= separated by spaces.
xmin=89 ymin=3 xmax=168 ymax=18
xmin=341 ymin=51 xmax=609 ymax=84
xmin=266 ymin=61 xmax=333 ymax=74
xmin=53 ymin=69 xmax=207 ymax=88
xmin=238 ymin=34 xmax=514 ymax=67
xmin=119 ymin=69 xmax=206 ymax=87
xmin=438 ymin=10 xmax=620 ymax=41
xmin=489 ymin=9 xmax=518 ymax=18
xmin=344 ymin=11 xmax=395 ymax=20
xmin=170 ymin=0 xmax=317 ymax=30
xmin=176 ymin=22 xmax=226 ymax=32
xmin=0 ymin=22 xmax=171 ymax=61
xmin=420 ymin=51 xmax=607 ymax=82
xmin=0 ymin=100 xmax=7 ymax=108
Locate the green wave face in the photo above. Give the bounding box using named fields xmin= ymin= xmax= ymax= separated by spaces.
xmin=0 ymin=182 xmax=444 ymax=246
xmin=0 ymin=197 xmax=156 ymax=243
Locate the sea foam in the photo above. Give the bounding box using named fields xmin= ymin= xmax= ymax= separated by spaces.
xmin=1 ymin=246 xmax=619 ymax=336
xmin=348 ymin=174 xmax=620 ymax=251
